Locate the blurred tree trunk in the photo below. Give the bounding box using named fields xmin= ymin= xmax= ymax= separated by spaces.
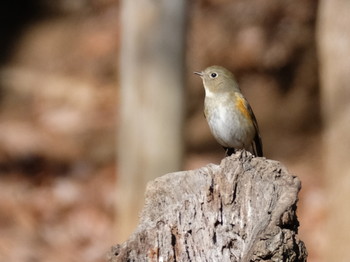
xmin=317 ymin=0 xmax=350 ymax=260
xmin=117 ymin=0 xmax=187 ymax=242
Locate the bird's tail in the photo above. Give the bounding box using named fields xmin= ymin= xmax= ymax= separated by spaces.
xmin=252 ymin=133 xmax=263 ymax=157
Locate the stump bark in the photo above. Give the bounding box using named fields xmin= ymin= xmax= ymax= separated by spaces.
xmin=108 ymin=151 xmax=307 ymax=261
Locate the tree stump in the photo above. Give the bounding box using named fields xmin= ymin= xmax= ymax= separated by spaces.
xmin=108 ymin=151 xmax=307 ymax=261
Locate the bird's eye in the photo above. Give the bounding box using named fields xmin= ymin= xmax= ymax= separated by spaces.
xmin=210 ymin=72 xmax=218 ymax=78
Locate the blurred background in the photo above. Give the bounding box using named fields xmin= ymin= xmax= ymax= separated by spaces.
xmin=0 ymin=0 xmax=349 ymax=261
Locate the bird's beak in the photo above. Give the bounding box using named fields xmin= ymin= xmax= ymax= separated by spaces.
xmin=194 ymin=71 xmax=203 ymax=77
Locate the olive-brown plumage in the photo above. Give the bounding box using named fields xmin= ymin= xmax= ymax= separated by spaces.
xmin=195 ymin=65 xmax=263 ymax=157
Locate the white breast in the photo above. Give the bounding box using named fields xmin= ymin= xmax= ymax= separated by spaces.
xmin=205 ymin=97 xmax=255 ymax=149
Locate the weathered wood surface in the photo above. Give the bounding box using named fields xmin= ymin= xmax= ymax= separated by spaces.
xmin=108 ymin=151 xmax=307 ymax=261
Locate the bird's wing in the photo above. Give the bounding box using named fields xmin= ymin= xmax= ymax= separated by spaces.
xmin=247 ymin=103 xmax=263 ymax=157
xmin=235 ymin=92 xmax=263 ymax=157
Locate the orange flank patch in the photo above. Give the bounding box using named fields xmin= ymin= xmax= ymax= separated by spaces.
xmin=234 ymin=93 xmax=252 ymax=121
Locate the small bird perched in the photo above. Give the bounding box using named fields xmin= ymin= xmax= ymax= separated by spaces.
xmin=195 ymin=65 xmax=263 ymax=157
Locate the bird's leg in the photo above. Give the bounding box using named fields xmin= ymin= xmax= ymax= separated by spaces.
xmin=224 ymin=147 xmax=236 ymax=156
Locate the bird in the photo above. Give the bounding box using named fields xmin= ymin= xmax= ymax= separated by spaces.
xmin=194 ymin=65 xmax=263 ymax=157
